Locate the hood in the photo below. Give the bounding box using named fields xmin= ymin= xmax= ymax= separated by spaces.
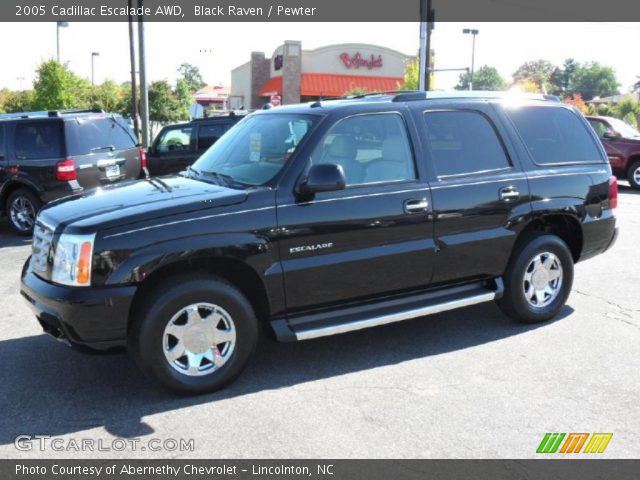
xmin=39 ymin=175 xmax=248 ymax=233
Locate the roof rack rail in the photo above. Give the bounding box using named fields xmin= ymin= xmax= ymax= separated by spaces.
xmin=392 ymin=91 xmax=428 ymax=102
xmin=47 ymin=108 xmax=105 ymax=117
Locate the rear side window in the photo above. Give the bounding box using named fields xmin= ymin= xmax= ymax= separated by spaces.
xmin=423 ymin=110 xmax=510 ymax=177
xmin=0 ymin=125 xmax=5 ymax=157
xmin=15 ymin=121 xmax=64 ymax=160
xmin=198 ymin=123 xmax=228 ymax=151
xmin=65 ymin=117 xmax=137 ymax=156
xmin=506 ymin=106 xmax=603 ymax=164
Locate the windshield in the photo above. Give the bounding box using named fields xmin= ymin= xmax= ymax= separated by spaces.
xmin=607 ymin=117 xmax=640 ymax=138
xmin=191 ymin=113 xmax=317 ymax=186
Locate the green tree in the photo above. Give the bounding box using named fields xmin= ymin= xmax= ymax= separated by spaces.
xmin=512 ymin=59 xmax=556 ymax=93
xmin=614 ymin=98 xmax=640 ymax=128
xmin=400 ymin=58 xmax=419 ymax=91
xmin=88 ymin=80 xmax=125 ymax=112
xmin=148 ymin=80 xmax=182 ymax=136
xmin=177 ymin=63 xmax=206 ymax=93
xmin=455 ymin=65 xmax=507 ymax=91
xmin=31 ymin=60 xmax=81 ymax=110
xmin=569 ymin=62 xmax=619 ymax=101
xmin=2 ymin=90 xmax=35 ymax=113
xmin=549 ymin=58 xmax=579 ymax=96
xmin=174 ymin=78 xmax=193 ymax=120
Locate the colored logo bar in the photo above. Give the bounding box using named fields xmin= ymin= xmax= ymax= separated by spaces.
xmin=537 ymin=433 xmax=612 ymax=454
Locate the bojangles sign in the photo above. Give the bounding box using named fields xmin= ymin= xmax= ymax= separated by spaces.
xmin=340 ymin=52 xmax=383 ymax=70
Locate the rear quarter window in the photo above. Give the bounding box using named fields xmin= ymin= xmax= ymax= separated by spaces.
xmin=506 ymin=106 xmax=604 ymax=165
xmin=65 ymin=117 xmax=137 ymax=156
xmin=14 ymin=121 xmax=64 ymax=160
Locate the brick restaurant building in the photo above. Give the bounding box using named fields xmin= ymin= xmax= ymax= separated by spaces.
xmin=230 ymin=41 xmax=411 ymax=109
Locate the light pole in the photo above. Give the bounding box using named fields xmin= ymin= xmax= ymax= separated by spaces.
xmin=56 ymin=21 xmax=69 ymax=63
xmin=91 ymin=52 xmax=100 ymax=85
xmin=462 ymin=28 xmax=479 ymax=91
xmin=17 ymin=77 xmax=25 ymax=90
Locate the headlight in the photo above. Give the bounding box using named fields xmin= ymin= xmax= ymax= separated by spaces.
xmin=51 ymin=233 xmax=96 ymax=286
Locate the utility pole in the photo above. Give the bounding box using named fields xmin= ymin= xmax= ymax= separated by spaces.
xmin=138 ymin=0 xmax=150 ymax=148
xmin=462 ymin=28 xmax=479 ymax=91
xmin=418 ymin=0 xmax=434 ymax=91
xmin=128 ymin=0 xmax=139 ymax=142
xmin=91 ymin=52 xmax=100 ymax=85
xmin=56 ymin=21 xmax=69 ymax=63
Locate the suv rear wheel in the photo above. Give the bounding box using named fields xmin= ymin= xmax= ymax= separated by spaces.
xmin=6 ymin=188 xmax=41 ymax=236
xmin=497 ymin=233 xmax=574 ymax=323
xmin=130 ymin=275 xmax=258 ymax=394
xmin=627 ymin=159 xmax=640 ymax=190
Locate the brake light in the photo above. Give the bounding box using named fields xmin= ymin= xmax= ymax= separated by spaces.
xmin=139 ymin=149 xmax=147 ymax=168
xmin=609 ymin=176 xmax=618 ymax=211
xmin=56 ymin=159 xmax=77 ymax=181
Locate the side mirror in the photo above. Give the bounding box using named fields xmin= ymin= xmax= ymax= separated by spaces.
xmin=297 ymin=163 xmax=346 ymax=196
xmin=603 ymin=129 xmax=620 ymax=139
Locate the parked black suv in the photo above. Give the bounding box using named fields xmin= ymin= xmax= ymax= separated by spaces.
xmin=146 ymin=113 xmax=243 ymax=176
xmin=20 ymin=92 xmax=618 ymax=394
xmin=0 ymin=109 xmax=144 ymax=235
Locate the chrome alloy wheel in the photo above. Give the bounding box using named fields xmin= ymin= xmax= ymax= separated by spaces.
xmin=162 ymin=303 xmax=236 ymax=377
xmin=523 ymin=252 xmax=563 ymax=308
xmin=633 ymin=165 xmax=640 ymax=186
xmin=9 ymin=195 xmax=36 ymax=232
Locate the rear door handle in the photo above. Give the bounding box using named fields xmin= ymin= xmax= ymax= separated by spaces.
xmin=404 ymin=198 xmax=429 ymax=214
xmin=499 ymin=186 xmax=520 ymax=202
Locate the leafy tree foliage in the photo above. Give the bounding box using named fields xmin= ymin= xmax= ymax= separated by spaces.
xmin=455 ymin=65 xmax=507 ymax=91
xmin=177 ymin=63 xmax=206 ymax=93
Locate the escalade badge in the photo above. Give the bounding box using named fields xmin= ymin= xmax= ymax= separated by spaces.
xmin=289 ymin=243 xmax=333 ymax=254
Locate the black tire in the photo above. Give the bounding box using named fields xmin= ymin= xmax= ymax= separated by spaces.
xmin=129 ymin=274 xmax=258 ymax=395
xmin=627 ymin=159 xmax=640 ymax=190
xmin=6 ymin=188 xmax=41 ymax=236
xmin=497 ymin=233 xmax=574 ymax=324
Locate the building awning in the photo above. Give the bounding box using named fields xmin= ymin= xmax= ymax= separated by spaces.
xmin=259 ymin=74 xmax=404 ymax=98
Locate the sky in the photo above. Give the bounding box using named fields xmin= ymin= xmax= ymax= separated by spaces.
xmin=0 ymin=22 xmax=638 ymax=92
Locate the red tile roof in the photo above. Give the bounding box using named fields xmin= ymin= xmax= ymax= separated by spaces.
xmin=259 ymin=74 xmax=404 ymax=98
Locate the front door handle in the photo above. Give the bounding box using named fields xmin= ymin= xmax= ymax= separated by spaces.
xmin=499 ymin=186 xmax=520 ymax=202
xmin=404 ymin=198 xmax=429 ymax=214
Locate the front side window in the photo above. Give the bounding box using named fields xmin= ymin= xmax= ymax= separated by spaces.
xmin=587 ymin=119 xmax=609 ymax=139
xmin=312 ymin=113 xmax=416 ymax=186
xmin=15 ymin=121 xmax=64 ymax=160
xmin=156 ymin=126 xmax=194 ymax=153
xmin=192 ymin=113 xmax=316 ymax=186
xmin=423 ymin=110 xmax=510 ymax=177
xmin=506 ymin=106 xmax=603 ymax=164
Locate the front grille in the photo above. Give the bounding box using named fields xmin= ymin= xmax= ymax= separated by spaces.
xmin=31 ymin=222 xmax=54 ymax=273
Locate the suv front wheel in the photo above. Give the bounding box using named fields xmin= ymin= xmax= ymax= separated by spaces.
xmin=6 ymin=188 xmax=41 ymax=236
xmin=497 ymin=233 xmax=574 ymax=323
xmin=130 ymin=275 xmax=259 ymax=394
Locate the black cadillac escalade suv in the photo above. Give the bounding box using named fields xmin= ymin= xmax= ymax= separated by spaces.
xmin=20 ymin=92 xmax=618 ymax=394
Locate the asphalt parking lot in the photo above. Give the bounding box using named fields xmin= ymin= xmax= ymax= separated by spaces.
xmin=0 ymin=186 xmax=638 ymax=459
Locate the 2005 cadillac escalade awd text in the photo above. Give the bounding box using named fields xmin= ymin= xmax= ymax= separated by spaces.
xmin=20 ymin=92 xmax=618 ymax=394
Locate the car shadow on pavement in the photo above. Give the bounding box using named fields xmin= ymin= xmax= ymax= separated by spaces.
xmin=619 ymin=184 xmax=640 ymax=195
xmin=0 ymin=302 xmax=572 ymax=445
xmin=0 ymin=222 xmax=30 ymax=248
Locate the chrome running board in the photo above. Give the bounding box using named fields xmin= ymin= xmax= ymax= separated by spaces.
xmin=271 ymin=279 xmax=503 ymax=342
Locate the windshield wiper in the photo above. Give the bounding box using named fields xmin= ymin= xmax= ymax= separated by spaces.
xmin=90 ymin=145 xmax=115 ymax=152
xmin=200 ymin=170 xmax=236 ymax=186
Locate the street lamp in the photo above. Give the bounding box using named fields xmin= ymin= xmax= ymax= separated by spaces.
xmin=56 ymin=21 xmax=69 ymax=63
xmin=91 ymin=52 xmax=100 ymax=85
xmin=462 ymin=28 xmax=479 ymax=91
xmin=16 ymin=77 xmax=25 ymax=90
